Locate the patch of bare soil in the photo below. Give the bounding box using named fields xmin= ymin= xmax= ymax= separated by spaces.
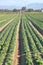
xmin=12 ymin=20 xmax=20 ymax=65
xmin=29 ymin=21 xmax=43 ymax=38
xmin=0 ymin=15 xmax=18 ymax=32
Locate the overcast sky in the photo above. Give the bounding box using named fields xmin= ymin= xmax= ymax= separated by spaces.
xmin=0 ymin=0 xmax=43 ymax=9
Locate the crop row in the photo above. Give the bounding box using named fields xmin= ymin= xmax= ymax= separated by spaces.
xmin=0 ymin=15 xmax=20 ymax=65
xmin=0 ymin=14 xmax=17 ymax=27
xmin=21 ymin=15 xmax=43 ymax=65
xmin=25 ymin=13 xmax=43 ymax=31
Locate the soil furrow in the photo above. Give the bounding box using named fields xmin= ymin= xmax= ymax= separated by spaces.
xmin=18 ymin=20 xmax=26 ymax=65
xmin=12 ymin=19 xmax=26 ymax=65
xmin=12 ymin=20 xmax=20 ymax=65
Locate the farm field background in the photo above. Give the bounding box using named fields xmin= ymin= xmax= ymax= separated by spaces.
xmin=0 ymin=12 xmax=43 ymax=65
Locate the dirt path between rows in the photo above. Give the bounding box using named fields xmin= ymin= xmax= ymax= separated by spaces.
xmin=0 ymin=15 xmax=18 ymax=32
xmin=12 ymin=19 xmax=26 ymax=65
xmin=18 ymin=20 xmax=26 ymax=65
xmin=12 ymin=20 xmax=20 ymax=65
xmin=0 ymin=19 xmax=6 ymax=23
xmin=29 ymin=21 xmax=43 ymax=38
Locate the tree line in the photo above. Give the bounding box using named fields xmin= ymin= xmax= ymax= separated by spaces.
xmin=0 ymin=7 xmax=42 ymax=12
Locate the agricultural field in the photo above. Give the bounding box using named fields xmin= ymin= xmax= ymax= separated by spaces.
xmin=25 ymin=12 xmax=43 ymax=35
xmin=0 ymin=12 xmax=43 ymax=65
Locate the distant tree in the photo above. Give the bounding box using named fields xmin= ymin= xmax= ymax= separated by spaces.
xmin=35 ymin=9 xmax=41 ymax=12
xmin=21 ymin=7 xmax=26 ymax=10
xmin=28 ymin=9 xmax=34 ymax=12
xmin=13 ymin=9 xmax=17 ymax=12
xmin=13 ymin=9 xmax=20 ymax=12
xmin=0 ymin=9 xmax=12 ymax=12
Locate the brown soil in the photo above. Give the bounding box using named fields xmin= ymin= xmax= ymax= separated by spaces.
xmin=29 ymin=21 xmax=43 ymax=38
xmin=12 ymin=20 xmax=20 ymax=65
xmin=12 ymin=19 xmax=26 ymax=65
xmin=0 ymin=15 xmax=18 ymax=32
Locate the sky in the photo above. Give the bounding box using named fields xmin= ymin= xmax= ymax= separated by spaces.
xmin=0 ymin=0 xmax=43 ymax=9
